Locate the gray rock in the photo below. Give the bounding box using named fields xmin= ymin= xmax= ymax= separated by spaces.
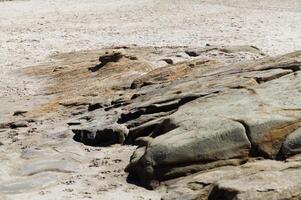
xmin=162 ymin=160 xmax=301 ymax=200
xmin=209 ymin=168 xmax=301 ymax=200
xmin=282 ymin=128 xmax=301 ymax=157
xmin=126 ymin=50 xmax=301 ymax=188
xmin=49 ymin=46 xmax=301 ymax=198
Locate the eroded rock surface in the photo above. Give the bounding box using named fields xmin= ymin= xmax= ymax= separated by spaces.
xmin=1 ymin=46 xmax=301 ymax=199
xmin=122 ymin=50 xmax=301 ymax=190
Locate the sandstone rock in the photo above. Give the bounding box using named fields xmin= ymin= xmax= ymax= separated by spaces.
xmin=126 ymin=117 xmax=252 ymax=187
xmin=208 ymin=168 xmax=301 ymax=200
xmin=89 ymin=51 xmax=124 ymax=72
xmin=62 ymin=48 xmax=301 ymax=190
xmin=126 ymin=50 xmax=301 ymax=188
xmin=185 ymin=45 xmax=264 ymax=57
xmin=162 ymin=160 xmax=301 ymax=200
xmin=22 ymin=46 xmax=301 ymax=199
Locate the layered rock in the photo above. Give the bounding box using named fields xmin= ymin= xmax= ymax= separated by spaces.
xmin=123 ymin=51 xmax=301 ymax=188
xmin=15 ymin=46 xmax=301 ymax=199
xmin=162 ymin=159 xmax=301 ymax=200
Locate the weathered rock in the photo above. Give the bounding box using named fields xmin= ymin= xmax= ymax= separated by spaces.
xmin=126 ymin=116 xmax=252 ymax=187
xmin=13 ymin=110 xmax=27 ymax=116
xmin=130 ymin=59 xmax=217 ymax=89
xmin=208 ymin=168 xmax=301 ymax=200
xmin=185 ymin=45 xmax=264 ymax=57
xmin=162 ymin=160 xmax=301 ymax=200
xmin=21 ymin=46 xmax=301 ymax=199
xmin=282 ymin=128 xmax=301 ymax=157
xmin=89 ymin=51 xmax=124 ymax=72
xmin=73 ymin=123 xmax=129 ymax=146
xmin=126 ymin=50 xmax=301 ymax=188
xmin=9 ymin=121 xmax=28 ymax=129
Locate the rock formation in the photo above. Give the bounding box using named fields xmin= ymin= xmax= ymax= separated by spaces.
xmin=1 ymin=45 xmax=301 ymax=199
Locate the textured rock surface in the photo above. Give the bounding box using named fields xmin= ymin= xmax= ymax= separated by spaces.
xmin=2 ymin=1 xmax=301 ymax=199
xmin=162 ymin=160 xmax=301 ymax=200
xmin=1 ymin=45 xmax=301 ymax=199
xmin=123 ymin=50 xmax=301 ymax=189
